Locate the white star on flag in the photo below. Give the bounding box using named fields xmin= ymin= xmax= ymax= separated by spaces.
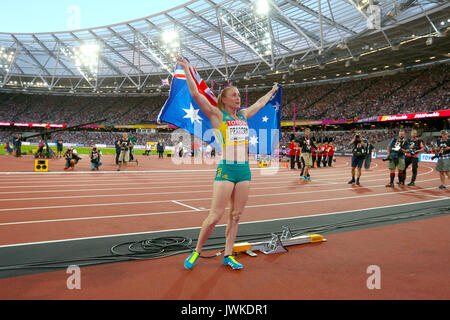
xmin=183 ymin=104 xmax=203 ymax=124
xmin=273 ymin=102 xmax=280 ymax=112
xmin=262 ymin=116 xmax=269 ymax=123
xmin=249 ymin=136 xmax=259 ymax=147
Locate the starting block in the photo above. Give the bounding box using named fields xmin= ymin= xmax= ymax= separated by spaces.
xmin=233 ymin=226 xmax=326 ymax=256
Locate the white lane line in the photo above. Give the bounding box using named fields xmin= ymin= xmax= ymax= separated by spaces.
xmin=0 ymin=186 xmax=447 ymax=226
xmin=0 ymin=164 xmax=437 ymax=202
xmin=0 ymin=177 xmax=295 ymax=190
xmin=0 ymin=164 xmax=435 ymax=193
xmin=0 ymin=160 xmax=353 ymax=177
xmin=0 ymin=197 xmax=447 ymax=249
xmin=0 ymin=160 xmax=429 ymax=185
xmin=0 ymin=165 xmax=359 ymax=184
xmin=171 ymin=200 xmax=201 ymax=212
xmin=0 ymin=178 xmax=442 ymax=212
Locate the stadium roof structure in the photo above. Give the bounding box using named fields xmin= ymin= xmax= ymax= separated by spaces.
xmin=0 ymin=0 xmax=449 ymax=96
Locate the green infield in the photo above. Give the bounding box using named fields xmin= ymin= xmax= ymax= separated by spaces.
xmin=0 ymin=145 xmax=170 ymax=156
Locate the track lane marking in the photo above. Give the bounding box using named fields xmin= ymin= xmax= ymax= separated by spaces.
xmin=171 ymin=200 xmax=201 ymax=211
xmin=0 ymin=177 xmax=443 ymax=212
xmin=0 ymin=184 xmax=446 ymax=226
xmin=0 ymin=197 xmax=447 ymax=249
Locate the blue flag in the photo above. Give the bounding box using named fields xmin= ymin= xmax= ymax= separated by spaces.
xmin=246 ymin=85 xmax=282 ymax=155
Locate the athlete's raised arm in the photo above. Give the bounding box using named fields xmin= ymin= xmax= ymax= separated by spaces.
xmin=240 ymin=83 xmax=279 ymax=120
xmin=176 ymin=55 xmax=222 ymax=124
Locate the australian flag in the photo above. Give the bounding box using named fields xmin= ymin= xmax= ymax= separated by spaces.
xmin=157 ymin=61 xmax=282 ymax=155
xmin=157 ymin=63 xmax=220 ymax=149
xmin=246 ymin=85 xmax=282 ymax=155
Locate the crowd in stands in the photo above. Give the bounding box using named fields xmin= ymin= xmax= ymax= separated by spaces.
xmin=0 ymin=94 xmax=168 ymax=126
xmin=0 ymin=130 xmax=173 ymax=148
xmin=280 ymin=63 xmax=449 ymax=120
xmin=0 ymin=64 xmax=448 ymax=127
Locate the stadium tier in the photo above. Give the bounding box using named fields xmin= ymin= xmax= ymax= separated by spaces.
xmin=0 ymin=63 xmax=448 ymax=127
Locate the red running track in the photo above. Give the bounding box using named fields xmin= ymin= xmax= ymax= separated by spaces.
xmin=0 ymin=156 xmax=447 ymax=246
xmin=0 ymin=155 xmax=448 ymax=300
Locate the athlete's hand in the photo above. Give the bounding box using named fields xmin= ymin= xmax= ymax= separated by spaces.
xmin=271 ymin=83 xmax=280 ymax=94
xmin=176 ymin=54 xmax=189 ymax=69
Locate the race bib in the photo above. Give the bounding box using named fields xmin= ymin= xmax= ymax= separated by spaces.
xmin=227 ymin=120 xmax=249 ymax=142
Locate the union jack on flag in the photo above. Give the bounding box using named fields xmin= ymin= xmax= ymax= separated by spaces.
xmin=186 ymin=62 xmax=218 ymax=107
xmin=157 ymin=60 xmax=221 ymax=150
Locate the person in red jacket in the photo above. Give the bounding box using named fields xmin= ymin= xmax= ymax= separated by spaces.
xmin=322 ymin=139 xmax=328 ymax=167
xmin=327 ymin=140 xmax=335 ymax=167
xmin=316 ymin=138 xmax=322 ymax=168
xmin=289 ymin=138 xmax=297 ymax=170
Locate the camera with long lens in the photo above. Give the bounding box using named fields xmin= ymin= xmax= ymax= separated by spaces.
xmin=408 ymin=142 xmax=417 ymax=155
xmin=431 ymin=142 xmax=448 ymax=160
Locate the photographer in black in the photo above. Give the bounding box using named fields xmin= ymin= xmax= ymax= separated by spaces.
xmin=296 ymin=128 xmax=316 ymax=181
xmin=56 ymin=139 xmax=64 ymax=158
xmin=385 ymin=129 xmax=409 ymax=187
xmin=90 ymin=147 xmax=102 ymax=171
xmin=363 ymin=138 xmax=375 ymax=170
xmin=13 ymin=133 xmax=22 ymax=157
xmin=434 ymin=130 xmax=450 ymax=189
xmin=348 ymin=134 xmax=366 ymax=185
xmin=157 ymin=140 xmax=165 ymax=159
xmin=63 ymin=147 xmax=82 ymax=170
xmin=114 ymin=138 xmax=121 ymax=165
xmin=403 ymin=129 xmax=424 ymax=186
xmin=117 ymin=133 xmax=133 ymax=171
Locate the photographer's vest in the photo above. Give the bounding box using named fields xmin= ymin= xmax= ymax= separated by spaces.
xmin=389 ymin=138 xmax=407 ymax=159
xmin=91 ymin=152 xmax=100 ymax=162
xmin=119 ymin=139 xmax=131 ymax=151
xmin=405 ymin=138 xmax=423 ymax=158
xmin=301 ymin=137 xmax=313 ymax=153
xmin=352 ymin=142 xmax=366 ymax=158
xmin=437 ymin=138 xmax=450 ymax=155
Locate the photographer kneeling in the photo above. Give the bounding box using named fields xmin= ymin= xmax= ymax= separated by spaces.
xmin=117 ymin=133 xmax=133 ymax=172
xmin=386 ymin=129 xmax=409 ymax=187
xmin=348 ymin=134 xmax=366 ymax=185
xmin=64 ymin=147 xmax=82 ymax=170
xmin=90 ymin=147 xmax=102 ymax=171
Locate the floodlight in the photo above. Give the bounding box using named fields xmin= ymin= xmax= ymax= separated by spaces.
xmin=138 ymin=29 xmax=181 ymax=75
xmin=0 ymin=47 xmax=16 ymax=76
xmin=61 ymin=42 xmax=100 ymax=86
xmin=255 ymin=0 xmax=270 ymax=16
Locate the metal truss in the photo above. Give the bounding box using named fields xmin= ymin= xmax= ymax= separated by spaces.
xmin=0 ymin=0 xmax=447 ymax=95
